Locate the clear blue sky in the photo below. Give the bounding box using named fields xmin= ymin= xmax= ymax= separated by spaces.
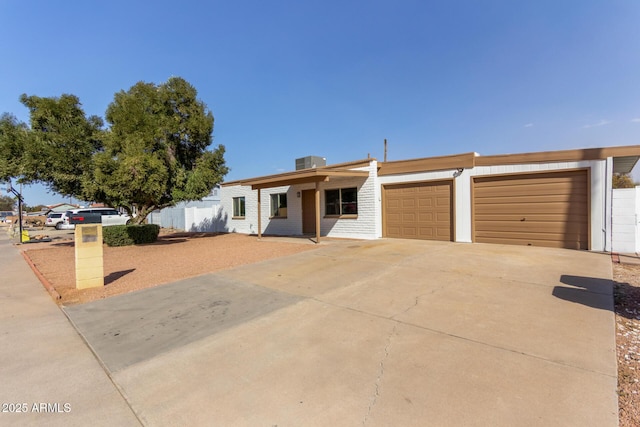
xmin=1 ymin=0 xmax=639 ymax=206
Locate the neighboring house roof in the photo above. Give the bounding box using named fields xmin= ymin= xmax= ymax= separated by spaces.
xmin=47 ymin=203 xmax=80 ymax=212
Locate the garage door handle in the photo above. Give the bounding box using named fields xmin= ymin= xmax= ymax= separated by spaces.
xmin=520 ymin=217 xmax=526 ymax=221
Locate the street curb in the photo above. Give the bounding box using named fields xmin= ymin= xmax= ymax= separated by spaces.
xmin=20 ymin=251 xmax=62 ymax=301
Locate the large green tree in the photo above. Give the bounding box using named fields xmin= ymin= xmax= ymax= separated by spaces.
xmin=0 ymin=195 xmax=16 ymax=211
xmin=90 ymin=77 xmax=228 ymax=223
xmin=17 ymin=94 xmax=104 ymax=198
xmin=0 ymin=113 xmax=28 ymax=182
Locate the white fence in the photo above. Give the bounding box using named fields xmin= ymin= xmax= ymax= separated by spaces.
xmin=612 ymin=187 xmax=640 ymax=254
xmin=184 ymin=205 xmax=227 ymax=232
xmin=149 ymin=205 xmax=228 ymax=233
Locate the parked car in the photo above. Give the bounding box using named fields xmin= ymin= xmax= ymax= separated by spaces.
xmin=58 ymin=208 xmax=131 ymax=229
xmin=0 ymin=211 xmax=15 ymax=223
xmin=45 ymin=212 xmax=64 ymax=227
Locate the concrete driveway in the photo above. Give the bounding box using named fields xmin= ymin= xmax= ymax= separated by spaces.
xmin=64 ymin=239 xmax=618 ymax=426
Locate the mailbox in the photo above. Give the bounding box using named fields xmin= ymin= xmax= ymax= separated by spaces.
xmin=69 ymin=213 xmax=102 ymax=225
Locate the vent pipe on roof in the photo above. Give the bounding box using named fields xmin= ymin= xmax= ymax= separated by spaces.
xmin=384 ymin=139 xmax=388 ymax=162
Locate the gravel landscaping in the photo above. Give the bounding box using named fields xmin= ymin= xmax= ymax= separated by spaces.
xmin=613 ymin=262 xmax=640 ymax=427
xmin=22 ymin=232 xmax=317 ymax=305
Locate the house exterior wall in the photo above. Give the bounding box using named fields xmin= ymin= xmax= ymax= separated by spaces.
xmin=221 ymin=153 xmax=621 ymax=251
xmin=378 ymin=159 xmax=610 ymax=250
xmin=221 ymin=161 xmax=379 ymax=239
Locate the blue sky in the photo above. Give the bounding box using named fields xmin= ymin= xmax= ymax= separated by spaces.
xmin=1 ymin=0 xmax=639 ymax=206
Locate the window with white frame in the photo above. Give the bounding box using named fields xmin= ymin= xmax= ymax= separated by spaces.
xmin=233 ymin=197 xmax=245 ymax=218
xmin=270 ymin=193 xmax=287 ymax=218
xmin=325 ymin=187 xmax=358 ymax=216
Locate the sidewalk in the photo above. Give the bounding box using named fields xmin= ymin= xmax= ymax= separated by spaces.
xmin=0 ymin=232 xmax=140 ymax=426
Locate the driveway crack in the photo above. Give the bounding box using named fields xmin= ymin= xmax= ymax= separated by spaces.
xmin=363 ymin=324 xmax=396 ymax=425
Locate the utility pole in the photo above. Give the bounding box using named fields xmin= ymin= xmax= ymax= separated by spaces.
xmin=6 ymin=180 xmax=24 ymax=243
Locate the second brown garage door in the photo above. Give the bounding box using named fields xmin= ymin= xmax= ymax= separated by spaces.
xmin=473 ymin=170 xmax=589 ymax=249
xmin=383 ymin=180 xmax=453 ymax=241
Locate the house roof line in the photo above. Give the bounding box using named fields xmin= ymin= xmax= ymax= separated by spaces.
xmin=223 ymin=145 xmax=640 ymax=186
xmin=222 ymin=158 xmax=374 ymax=187
xmin=474 ymin=145 xmax=640 ymax=167
xmin=378 ymin=145 xmax=640 ymax=175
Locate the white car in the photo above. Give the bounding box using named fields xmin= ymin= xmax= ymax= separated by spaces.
xmin=46 ymin=212 xmax=64 ymax=227
xmin=59 ymin=208 xmax=131 ymax=229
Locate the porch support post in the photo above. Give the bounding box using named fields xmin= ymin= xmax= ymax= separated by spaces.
xmin=257 ymin=188 xmax=262 ymax=240
xmin=315 ymin=181 xmax=321 ymax=243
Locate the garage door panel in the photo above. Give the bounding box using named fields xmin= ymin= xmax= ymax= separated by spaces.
xmin=473 ymin=170 xmax=588 ymax=250
xmin=475 ymin=202 xmax=586 ymax=215
xmin=418 ymin=212 xmax=434 ymax=222
xmin=384 ymin=180 xmax=452 ymax=241
xmin=436 ymin=212 xmax=450 ymax=222
xmin=475 ymin=213 xmax=588 ymax=223
xmin=402 ymin=199 xmax=416 ymax=208
xmin=474 ymin=174 xmax=587 ymax=187
xmin=387 ymin=199 xmax=400 ymax=209
xmin=475 ymin=235 xmax=584 ymax=250
xmin=436 ymin=196 xmax=450 ymax=207
xmin=418 ymin=228 xmax=435 ymax=238
xmin=476 ymin=220 xmax=586 ymax=233
xmin=475 ymin=194 xmax=588 ymax=205
xmin=474 ymin=183 xmax=587 ymax=198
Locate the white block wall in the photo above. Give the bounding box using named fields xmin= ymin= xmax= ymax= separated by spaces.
xmin=612 ymin=187 xmax=640 ymax=254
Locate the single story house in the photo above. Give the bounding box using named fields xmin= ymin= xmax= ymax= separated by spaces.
xmin=221 ymin=145 xmax=640 ymax=251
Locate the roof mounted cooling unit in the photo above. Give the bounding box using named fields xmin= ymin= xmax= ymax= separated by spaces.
xmin=295 ymin=156 xmax=326 ymax=170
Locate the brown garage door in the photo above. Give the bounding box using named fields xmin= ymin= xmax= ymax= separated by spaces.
xmin=473 ymin=170 xmax=588 ymax=249
xmin=384 ymin=180 xmax=453 ymax=241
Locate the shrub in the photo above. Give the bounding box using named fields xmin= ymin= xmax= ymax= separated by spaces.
xmin=103 ymin=224 xmax=160 ymax=247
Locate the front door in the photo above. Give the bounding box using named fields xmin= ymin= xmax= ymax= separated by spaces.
xmin=301 ymin=189 xmax=316 ymax=234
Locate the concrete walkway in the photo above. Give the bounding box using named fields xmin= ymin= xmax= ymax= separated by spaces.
xmin=0 ymin=232 xmax=140 ymax=426
xmin=59 ymin=238 xmax=618 ymax=426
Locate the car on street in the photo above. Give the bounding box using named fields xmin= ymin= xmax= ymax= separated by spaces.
xmin=59 ymin=208 xmax=131 ymax=229
xmin=45 ymin=212 xmax=64 ymax=227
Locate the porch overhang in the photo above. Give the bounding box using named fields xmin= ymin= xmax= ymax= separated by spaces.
xmin=235 ymin=167 xmax=369 ymax=244
xmin=245 ymin=168 xmax=370 ymax=190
